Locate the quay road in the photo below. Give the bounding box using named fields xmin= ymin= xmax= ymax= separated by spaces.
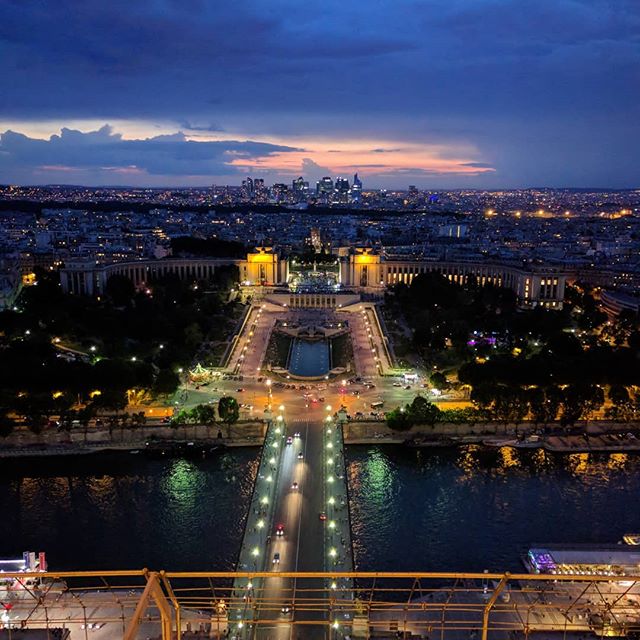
xmin=232 ymin=400 xmax=355 ymax=640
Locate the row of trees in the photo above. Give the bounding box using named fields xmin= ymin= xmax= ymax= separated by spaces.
xmin=470 ymin=383 xmax=606 ymax=426
xmin=385 ymin=384 xmax=640 ymax=431
xmin=170 ymin=397 xmax=240 ymax=427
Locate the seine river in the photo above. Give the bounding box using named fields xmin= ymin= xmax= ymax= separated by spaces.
xmin=1 ymin=445 xmax=640 ymax=573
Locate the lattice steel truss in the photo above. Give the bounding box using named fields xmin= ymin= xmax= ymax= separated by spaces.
xmin=1 ymin=570 xmax=639 ymax=639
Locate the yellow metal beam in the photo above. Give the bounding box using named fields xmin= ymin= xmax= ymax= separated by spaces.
xmin=481 ymin=573 xmax=510 ymax=640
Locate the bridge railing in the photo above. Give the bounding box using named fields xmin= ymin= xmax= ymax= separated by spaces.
xmin=1 ymin=570 xmax=639 ymax=639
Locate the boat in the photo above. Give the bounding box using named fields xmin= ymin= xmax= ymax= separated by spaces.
xmin=622 ymin=533 xmax=640 ymax=546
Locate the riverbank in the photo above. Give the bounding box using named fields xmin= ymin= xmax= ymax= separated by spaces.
xmin=3 ymin=418 xmax=640 ymax=458
xmin=0 ymin=421 xmax=266 ymax=458
xmin=344 ymin=419 xmax=640 ymax=453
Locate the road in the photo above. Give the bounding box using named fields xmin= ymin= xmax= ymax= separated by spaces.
xmin=230 ymin=394 xmax=355 ymax=639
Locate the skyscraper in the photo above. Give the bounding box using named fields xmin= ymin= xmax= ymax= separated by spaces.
xmin=350 ymin=173 xmax=363 ymax=202
xmin=316 ymin=176 xmax=334 ymax=195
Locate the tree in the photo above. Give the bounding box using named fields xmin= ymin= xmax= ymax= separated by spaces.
xmin=528 ymin=386 xmax=561 ymax=425
xmin=408 ymin=396 xmax=442 ymax=426
xmin=492 ymin=386 xmax=529 ymax=425
xmin=470 ymin=383 xmax=497 ymax=418
xmin=91 ymin=389 xmax=128 ymax=413
xmin=105 ymin=274 xmax=135 ymax=307
xmin=0 ymin=412 xmax=14 ymax=438
xmin=184 ymin=323 xmax=204 ymax=349
xmin=607 ymin=385 xmax=633 ymax=422
xmin=218 ymin=396 xmax=239 ymax=425
xmin=191 ymin=403 xmax=215 ymax=425
xmin=559 ymin=384 xmax=605 ymax=426
xmin=385 ymin=407 xmax=414 ymax=431
xmin=153 ymin=368 xmax=180 ymax=395
xmin=429 ymin=371 xmax=448 ymax=391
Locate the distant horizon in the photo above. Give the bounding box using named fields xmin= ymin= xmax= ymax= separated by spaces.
xmin=2 ymin=182 xmax=639 ymax=194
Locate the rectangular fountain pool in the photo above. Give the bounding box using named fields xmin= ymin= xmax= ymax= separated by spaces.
xmin=288 ymin=339 xmax=330 ymax=377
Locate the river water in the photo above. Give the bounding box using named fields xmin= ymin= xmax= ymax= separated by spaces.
xmin=346 ymin=445 xmax=640 ymax=572
xmin=1 ymin=445 xmax=640 ymax=573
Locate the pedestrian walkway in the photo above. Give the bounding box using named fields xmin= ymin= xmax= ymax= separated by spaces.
xmin=323 ymin=410 xmax=355 ymax=630
xmin=230 ymin=414 xmax=286 ymax=634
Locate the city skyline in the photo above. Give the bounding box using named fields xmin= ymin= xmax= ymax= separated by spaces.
xmin=1 ymin=1 xmax=639 ymax=189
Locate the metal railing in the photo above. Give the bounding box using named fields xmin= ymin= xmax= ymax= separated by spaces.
xmin=1 ymin=570 xmax=639 ymax=639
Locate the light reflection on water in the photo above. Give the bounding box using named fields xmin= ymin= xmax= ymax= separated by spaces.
xmin=347 ymin=445 xmax=640 ymax=573
xmin=2 ymin=445 xmax=640 ymax=574
xmin=0 ymin=450 xmax=259 ymax=571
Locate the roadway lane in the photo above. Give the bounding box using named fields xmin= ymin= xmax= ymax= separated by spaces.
xmin=292 ymin=412 xmax=329 ymax=639
xmin=254 ymin=418 xmax=309 ymax=639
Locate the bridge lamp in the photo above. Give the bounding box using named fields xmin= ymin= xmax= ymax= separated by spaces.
xmin=326 ymin=405 xmax=332 ymax=412
xmin=279 ymin=404 xmax=285 ymax=412
xmin=257 ymin=520 xmax=264 ymax=529
xmin=275 ymin=427 xmax=282 ymax=435
xmin=272 ymin=441 xmax=278 ymax=448
xmin=238 ymin=622 xmax=245 ymax=629
xmin=327 ymin=475 xmax=334 ymax=483
xmin=269 ymin=457 xmax=276 ymax=464
xmin=328 ymin=497 xmax=335 ymax=505
xmin=329 ymin=521 xmax=336 ymax=529
xmin=266 ymin=475 xmax=273 ymax=482
xmin=326 ymin=442 xmax=333 ymax=449
xmin=329 ymin=548 xmax=337 ymax=558
xmin=327 ymin=457 xmax=334 ymax=465
xmin=276 ymin=415 xmax=283 ymax=422
xmin=331 ymin=581 xmax=337 ymax=590
xmin=261 ymin=496 xmax=269 ymax=505
xmin=325 ymin=416 xmax=332 ymax=423
xmin=251 ymin=547 xmax=259 ymax=557
xmin=247 ymin=582 xmax=253 ymax=590
xmin=333 ymin=620 xmax=340 ymax=630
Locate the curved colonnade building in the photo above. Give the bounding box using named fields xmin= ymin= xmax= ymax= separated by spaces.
xmin=60 ymin=245 xmax=567 ymax=308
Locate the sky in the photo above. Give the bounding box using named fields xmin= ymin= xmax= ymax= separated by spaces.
xmin=0 ymin=0 xmax=638 ymax=189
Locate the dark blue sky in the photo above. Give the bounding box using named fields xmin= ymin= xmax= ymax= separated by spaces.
xmin=1 ymin=0 xmax=638 ymax=188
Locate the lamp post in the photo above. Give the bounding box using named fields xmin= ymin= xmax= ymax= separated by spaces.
xmin=266 ymin=378 xmax=272 ymax=409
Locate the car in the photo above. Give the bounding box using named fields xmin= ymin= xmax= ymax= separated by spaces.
xmin=294 ymin=432 xmax=301 ymax=438
xmin=272 ymin=552 xmax=280 ymax=564
xmin=291 ymin=481 xmax=299 ymax=490
xmin=319 ymin=512 xmax=327 ymax=521
xmin=286 ymin=436 xmax=293 ymax=445
xmin=318 ymin=396 xmax=325 ymax=402
xmin=281 ymin=604 xmax=293 ymax=615
xmin=297 ymin=451 xmax=304 ymax=460
xmin=404 ymin=385 xmax=411 ymax=390
xmin=276 ymin=524 xmax=284 ymax=537
xmin=236 ymin=388 xmax=245 ymax=392
xmin=393 ymin=382 xmax=402 ymax=387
